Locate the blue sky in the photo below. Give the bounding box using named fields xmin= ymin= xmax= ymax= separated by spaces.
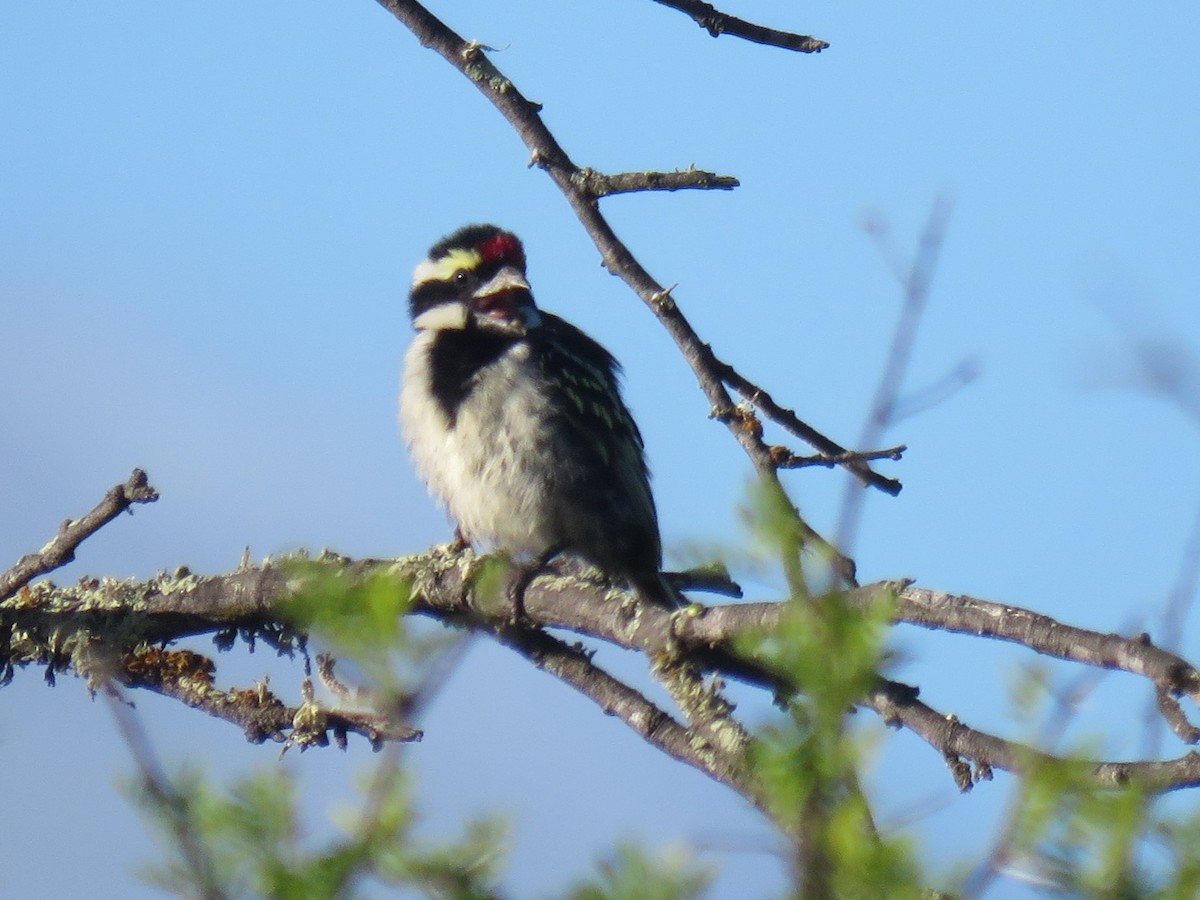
xmin=3 ymin=1 xmax=1199 ymax=896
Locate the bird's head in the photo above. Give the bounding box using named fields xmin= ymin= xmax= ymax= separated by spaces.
xmin=409 ymin=224 xmax=542 ymax=337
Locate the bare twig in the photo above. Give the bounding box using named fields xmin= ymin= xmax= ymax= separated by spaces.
xmin=1091 ymin=304 xmax=1200 ymax=424
xmin=962 ymin=664 xmax=1112 ymax=897
xmin=1142 ymin=496 xmax=1200 ymax=759
xmin=774 ymin=445 xmax=906 ymax=472
xmin=888 ymin=358 xmax=979 ymax=424
xmin=715 ymin=361 xmax=903 ymax=495
xmin=867 ymin=678 xmax=1200 ymax=793
xmin=1156 ymin=685 xmax=1200 ymax=745
xmin=648 ymin=0 xmax=829 ymax=53
xmin=0 ymin=468 xmax=159 ymax=601
xmin=837 ymin=200 xmax=952 ymax=552
xmin=1083 ymin=310 xmax=1200 ymax=759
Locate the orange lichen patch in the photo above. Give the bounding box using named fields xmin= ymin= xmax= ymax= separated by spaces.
xmin=768 ymin=445 xmax=793 ymax=467
xmin=121 ymin=647 xmax=215 ymax=687
xmin=11 ymin=585 xmax=37 ymax=609
xmin=731 ymin=404 xmax=763 ymax=439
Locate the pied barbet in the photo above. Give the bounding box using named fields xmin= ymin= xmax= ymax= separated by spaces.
xmin=400 ymin=224 xmax=680 ymax=608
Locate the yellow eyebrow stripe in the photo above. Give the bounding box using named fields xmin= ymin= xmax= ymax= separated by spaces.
xmin=410 ymin=248 xmax=482 ymax=287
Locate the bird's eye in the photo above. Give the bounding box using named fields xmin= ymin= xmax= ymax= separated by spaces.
xmin=453 ymin=269 xmax=471 ymax=286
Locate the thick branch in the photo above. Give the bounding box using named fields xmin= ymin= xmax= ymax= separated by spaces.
xmin=10 ymin=550 xmax=1200 ymax=793
xmin=0 ymin=468 xmax=159 ymax=601
xmin=649 ymin=0 xmax=829 ymax=53
xmin=896 ymin=586 xmax=1200 ymax=710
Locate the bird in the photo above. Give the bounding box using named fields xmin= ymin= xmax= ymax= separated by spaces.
xmin=399 ymin=223 xmax=680 ymax=608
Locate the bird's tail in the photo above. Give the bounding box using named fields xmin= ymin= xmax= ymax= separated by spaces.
xmin=632 ymin=570 xmax=687 ymax=609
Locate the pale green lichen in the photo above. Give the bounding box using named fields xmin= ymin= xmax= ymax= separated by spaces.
xmin=654 ymin=657 xmax=749 ymax=765
xmin=288 ymin=698 xmax=329 ymax=750
xmin=460 ymin=43 xmax=511 ymax=95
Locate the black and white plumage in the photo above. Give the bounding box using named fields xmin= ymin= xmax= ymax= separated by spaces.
xmin=400 ymin=224 xmax=679 ymax=607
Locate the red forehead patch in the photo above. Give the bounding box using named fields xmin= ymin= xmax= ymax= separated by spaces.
xmin=479 ymin=231 xmax=524 ymax=267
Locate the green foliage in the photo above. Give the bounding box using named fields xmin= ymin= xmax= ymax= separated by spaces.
xmin=995 ymin=754 xmax=1154 ymax=897
xmin=125 ymin=561 xmax=514 ymax=897
xmin=567 ymin=842 xmax=713 ymax=900
xmin=465 ymin=553 xmax=514 ymax=613
xmin=1154 ymin=809 xmax=1200 ymax=897
xmin=282 ymin=562 xmax=415 ymax=665
xmin=128 ymin=764 xmax=505 ymax=900
xmin=281 ymin=560 xmax=460 ymax=700
xmin=740 ymin=478 xmax=925 ymax=897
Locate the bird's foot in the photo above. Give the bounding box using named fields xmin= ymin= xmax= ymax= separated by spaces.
xmin=504 ymin=545 xmax=564 ymax=626
xmin=505 ymin=564 xmax=536 ymax=625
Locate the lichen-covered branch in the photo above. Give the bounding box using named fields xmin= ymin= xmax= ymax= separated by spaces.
xmin=575 ymin=166 xmax=739 ymax=198
xmin=8 ymin=541 xmax=1200 ymax=793
xmin=0 ymin=478 xmax=420 ymax=748
xmin=114 ymin=645 xmax=421 ymax=749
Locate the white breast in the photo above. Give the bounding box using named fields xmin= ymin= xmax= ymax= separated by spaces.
xmin=399 ymin=332 xmax=560 ymax=554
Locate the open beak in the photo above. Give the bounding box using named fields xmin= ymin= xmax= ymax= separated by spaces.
xmin=470 ymin=266 xmax=541 ymax=330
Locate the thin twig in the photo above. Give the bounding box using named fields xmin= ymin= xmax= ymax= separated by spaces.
xmin=894 ymin=585 xmax=1200 ymax=711
xmin=960 ymin=664 xmax=1116 ymax=897
xmin=0 ymin=468 xmax=159 ymax=601
xmin=716 ymin=361 xmax=903 ymax=495
xmin=774 ymin=445 xmax=906 ymax=472
xmin=837 ymin=199 xmax=952 ymax=553
xmin=1144 ymin=496 xmax=1200 ymax=758
xmin=648 ymin=0 xmax=829 ymax=53
xmin=888 ymin=358 xmax=979 ymax=424
xmin=867 ymin=677 xmax=1200 ymax=793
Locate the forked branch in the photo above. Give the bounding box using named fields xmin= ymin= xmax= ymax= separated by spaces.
xmin=0 ymin=468 xmax=159 ymax=601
